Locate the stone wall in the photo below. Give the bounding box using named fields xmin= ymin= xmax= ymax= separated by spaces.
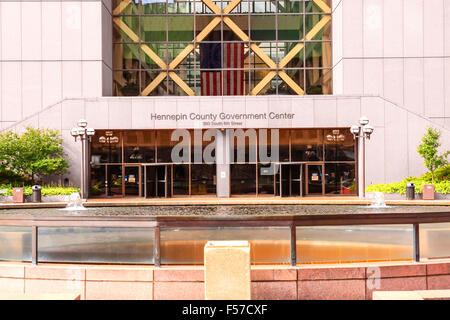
xmin=0 ymin=260 xmax=449 ymax=300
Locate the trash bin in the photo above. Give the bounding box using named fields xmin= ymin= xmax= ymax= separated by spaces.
xmin=422 ymin=184 xmax=435 ymax=200
xmin=31 ymin=185 xmax=42 ymax=203
xmin=12 ymin=188 xmax=24 ymax=203
xmin=406 ymin=183 xmax=415 ymax=200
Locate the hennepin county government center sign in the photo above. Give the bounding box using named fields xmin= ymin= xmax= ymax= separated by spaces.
xmin=150 ymin=112 xmax=295 ymax=126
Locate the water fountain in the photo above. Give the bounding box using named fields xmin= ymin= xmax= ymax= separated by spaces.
xmin=369 ymin=192 xmax=388 ymax=208
xmin=62 ymin=192 xmax=87 ymax=211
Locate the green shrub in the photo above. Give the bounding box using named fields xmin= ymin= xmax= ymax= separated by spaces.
xmin=0 ymin=185 xmax=80 ymax=196
xmin=366 ymin=166 xmax=450 ymax=194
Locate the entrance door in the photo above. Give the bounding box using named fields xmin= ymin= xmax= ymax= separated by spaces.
xmin=144 ymin=165 xmax=171 ymax=198
xmin=277 ymin=164 xmax=303 ymax=197
xmin=123 ymin=165 xmax=142 ymax=197
xmin=306 ymin=164 xmax=324 ymax=195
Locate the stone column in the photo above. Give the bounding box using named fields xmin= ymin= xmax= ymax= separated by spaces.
xmin=204 ymin=241 xmax=251 ymax=300
xmin=215 ymin=129 xmax=230 ymax=197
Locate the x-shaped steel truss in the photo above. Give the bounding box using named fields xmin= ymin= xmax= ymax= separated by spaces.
xmin=113 ymin=0 xmax=331 ymax=96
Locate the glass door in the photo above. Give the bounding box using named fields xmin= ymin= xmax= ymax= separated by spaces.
xmin=123 ymin=165 xmax=142 ymax=197
xmin=306 ymin=164 xmax=324 ymax=195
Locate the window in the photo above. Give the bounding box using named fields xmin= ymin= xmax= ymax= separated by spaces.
xmin=112 ymin=0 xmax=332 ymax=96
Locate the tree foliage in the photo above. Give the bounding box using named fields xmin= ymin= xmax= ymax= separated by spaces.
xmin=417 ymin=127 xmax=449 ymax=184
xmin=0 ymin=127 xmax=69 ymax=184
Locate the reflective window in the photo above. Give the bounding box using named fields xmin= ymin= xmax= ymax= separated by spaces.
xmin=112 ymin=0 xmax=332 ymax=96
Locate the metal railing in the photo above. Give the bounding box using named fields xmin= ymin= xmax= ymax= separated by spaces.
xmin=1 ymin=210 xmax=450 ymax=266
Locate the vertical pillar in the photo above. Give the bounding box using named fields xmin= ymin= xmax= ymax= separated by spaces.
xmin=83 ymin=136 xmax=90 ymax=199
xmin=216 ymin=129 xmax=230 ymax=197
xmin=358 ymin=134 xmax=365 ymax=199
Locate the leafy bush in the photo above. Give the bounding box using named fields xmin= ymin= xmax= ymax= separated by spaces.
xmin=0 ymin=127 xmax=69 ymax=184
xmin=0 ymin=185 xmax=80 ymax=196
xmin=366 ymin=165 xmax=450 ymax=194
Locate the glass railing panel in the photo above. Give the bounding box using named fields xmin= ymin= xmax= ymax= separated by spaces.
xmin=420 ymin=223 xmax=450 ymax=259
xmin=296 ymin=225 xmax=413 ymax=264
xmin=37 ymin=227 xmax=154 ymax=264
xmin=161 ymin=226 xmax=290 ymax=264
xmin=0 ymin=226 xmax=32 ymax=262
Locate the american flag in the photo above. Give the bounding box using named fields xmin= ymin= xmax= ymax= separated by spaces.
xmin=200 ymin=43 xmax=245 ymax=96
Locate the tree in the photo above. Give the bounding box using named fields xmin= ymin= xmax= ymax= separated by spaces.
xmin=417 ymin=127 xmax=449 ymax=184
xmin=0 ymin=127 xmax=69 ymax=184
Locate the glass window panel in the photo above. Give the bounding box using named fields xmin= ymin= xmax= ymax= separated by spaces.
xmin=141 ymin=43 xmax=167 ymax=67
xmin=291 ymin=129 xmax=323 ymax=161
xmin=113 ymin=0 xmax=139 ymax=15
xmin=157 ymin=130 xmax=177 ymax=162
xmin=114 ymin=70 xmax=140 ymax=96
xmin=306 ymin=15 xmax=331 ymax=40
xmin=113 ymin=16 xmax=140 ymax=42
xmin=161 ymin=227 xmax=290 ymax=264
xmin=279 ymin=129 xmax=291 ymax=162
xmin=140 ymin=70 xmax=168 ymax=95
xmin=141 ymin=0 xmax=167 ymax=14
xmin=305 ymin=0 xmax=331 ymax=13
xmin=251 ymin=0 xmax=277 ymax=13
xmin=278 ymin=0 xmax=303 ymax=13
xmin=257 ymin=129 xmax=285 ymax=162
xmin=223 ymin=15 xmax=249 ymax=41
xmin=91 ymin=130 xmax=122 ymax=163
xmin=229 ymin=0 xmax=250 ymax=13
xmin=305 ymin=41 xmax=331 ymax=68
xmin=191 ymin=164 xmax=216 ymax=194
xmin=420 ymin=223 xmax=450 ymax=259
xmin=250 ymin=15 xmax=276 ymax=40
xmin=90 ymin=164 xmax=106 ymax=196
xmin=258 ymin=163 xmax=275 ymax=195
xmin=168 ymin=0 xmax=194 ymax=13
xmin=231 ymin=164 xmax=256 ymax=195
xmin=195 ymin=1 xmax=215 ymax=14
xmin=305 ymin=68 xmax=332 ymax=94
xmin=250 ymin=42 xmax=277 ymax=67
xmin=172 ymin=164 xmax=189 ymax=195
xmin=278 ymin=14 xmax=303 ymax=40
xmin=223 ymin=68 xmax=247 ymax=96
xmin=248 ymin=69 xmax=277 ymax=94
xmin=0 ymin=227 xmax=32 ymax=262
xmin=168 ymin=43 xmax=195 ymax=69
xmin=38 ymin=227 xmax=154 ymax=264
xmin=325 ymin=163 xmax=356 ymax=195
xmin=123 ymin=130 xmax=156 ymax=163
xmin=296 ymin=225 xmax=413 ymax=263
xmin=278 ymin=69 xmax=304 ymax=95
xmin=141 ymin=16 xmax=167 ymax=42
xmin=107 ymin=164 xmax=124 ymax=196
xmin=168 ymin=16 xmax=194 ymax=41
xmin=113 ymin=43 xmax=141 ymax=70
xmin=195 ymin=15 xmax=221 ymax=40
xmin=277 ymin=42 xmax=304 ymax=65
xmin=167 ymin=72 xmax=193 ymax=96
xmin=324 ymin=129 xmax=355 ymax=161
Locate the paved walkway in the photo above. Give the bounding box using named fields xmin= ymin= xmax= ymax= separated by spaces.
xmin=1 ymin=196 xmax=449 ymax=208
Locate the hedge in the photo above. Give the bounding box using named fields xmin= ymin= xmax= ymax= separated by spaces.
xmin=0 ymin=185 xmax=80 ymax=196
xmin=366 ymin=165 xmax=450 ymax=194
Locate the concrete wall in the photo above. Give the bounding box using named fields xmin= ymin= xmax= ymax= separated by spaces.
xmin=0 ymin=260 xmax=449 ymax=300
xmin=0 ymin=0 xmax=109 ymax=130
xmin=333 ymin=0 xmax=450 ymax=129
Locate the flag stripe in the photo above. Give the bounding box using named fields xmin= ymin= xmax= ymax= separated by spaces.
xmin=201 ymin=43 xmax=245 ymax=96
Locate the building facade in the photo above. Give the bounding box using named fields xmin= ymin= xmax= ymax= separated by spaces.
xmin=0 ymin=0 xmax=449 ymax=198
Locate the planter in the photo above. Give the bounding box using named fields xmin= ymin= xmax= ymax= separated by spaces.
xmin=0 ymin=195 xmax=70 ymax=203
